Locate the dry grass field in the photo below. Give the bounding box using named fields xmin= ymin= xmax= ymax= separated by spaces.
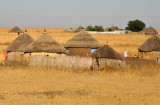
xmin=0 ymin=27 xmax=160 ymax=105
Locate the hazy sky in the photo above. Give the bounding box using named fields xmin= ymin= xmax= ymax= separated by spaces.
xmin=0 ymin=0 xmax=160 ymax=29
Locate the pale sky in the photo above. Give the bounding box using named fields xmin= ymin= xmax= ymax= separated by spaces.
xmin=0 ymin=0 xmax=160 ymax=29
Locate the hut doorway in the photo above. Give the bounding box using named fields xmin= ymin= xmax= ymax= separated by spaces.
xmin=91 ymin=48 xmax=97 ymax=52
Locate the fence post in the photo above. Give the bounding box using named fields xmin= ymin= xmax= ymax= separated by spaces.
xmin=157 ymin=56 xmax=160 ymax=64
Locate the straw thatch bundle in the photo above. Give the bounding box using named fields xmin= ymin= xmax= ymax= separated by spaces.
xmin=90 ymin=44 xmax=125 ymax=69
xmin=63 ymin=31 xmax=102 ymax=48
xmin=8 ymin=25 xmax=24 ymax=34
xmin=138 ymin=35 xmax=160 ymax=52
xmin=75 ymin=26 xmax=84 ymax=32
xmin=29 ymin=55 xmax=92 ymax=69
xmin=141 ymin=26 xmax=158 ymax=35
xmin=23 ymin=31 xmax=67 ymax=53
xmin=6 ymin=32 xmax=34 ymax=52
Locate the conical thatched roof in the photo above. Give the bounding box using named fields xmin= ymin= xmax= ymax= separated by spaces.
xmin=23 ymin=31 xmax=67 ymax=53
xmin=6 ymin=32 xmax=34 ymax=52
xmin=75 ymin=26 xmax=84 ymax=32
xmin=138 ymin=34 xmax=160 ymax=52
xmin=63 ymin=31 xmax=103 ymax=48
xmin=8 ymin=26 xmax=24 ymax=33
xmin=111 ymin=26 xmax=119 ymax=31
xmin=141 ymin=26 xmax=158 ymax=34
xmin=90 ymin=44 xmax=124 ymax=61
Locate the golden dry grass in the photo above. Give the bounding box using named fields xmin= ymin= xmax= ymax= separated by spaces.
xmin=0 ymin=65 xmax=160 ymax=105
xmin=0 ymin=27 xmax=160 ymax=105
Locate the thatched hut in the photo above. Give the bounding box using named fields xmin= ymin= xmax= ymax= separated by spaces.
xmin=75 ymin=26 xmax=85 ymax=32
xmin=6 ymin=31 xmax=34 ymax=65
xmin=140 ymin=26 xmax=158 ymax=35
xmin=138 ymin=34 xmax=160 ymax=60
xmin=111 ymin=26 xmax=119 ymax=31
xmin=64 ymin=28 xmax=74 ymax=32
xmin=8 ymin=25 xmax=24 ymax=35
xmin=23 ymin=30 xmax=67 ymax=55
xmin=63 ymin=31 xmax=103 ymax=57
xmin=90 ymin=43 xmax=126 ymax=69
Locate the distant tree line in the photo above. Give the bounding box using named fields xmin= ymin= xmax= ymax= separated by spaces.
xmin=86 ymin=25 xmax=104 ymax=32
xmin=80 ymin=19 xmax=146 ymax=32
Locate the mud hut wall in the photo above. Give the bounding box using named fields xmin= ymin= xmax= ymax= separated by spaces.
xmin=30 ymin=53 xmax=66 ymax=57
xmin=29 ymin=55 xmax=92 ymax=69
xmin=92 ymin=58 xmax=126 ymax=70
xmin=68 ymin=48 xmax=91 ymax=57
xmin=139 ymin=51 xmax=160 ymax=60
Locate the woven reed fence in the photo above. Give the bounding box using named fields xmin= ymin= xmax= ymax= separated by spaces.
xmin=29 ymin=55 xmax=126 ymax=70
xmin=29 ymin=55 xmax=93 ymax=70
xmin=5 ymin=52 xmax=31 ymax=65
xmin=5 ymin=53 xmax=126 ymax=69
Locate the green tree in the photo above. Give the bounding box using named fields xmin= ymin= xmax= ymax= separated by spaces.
xmin=108 ymin=28 xmax=112 ymax=31
xmin=86 ymin=25 xmax=104 ymax=32
xmin=86 ymin=26 xmax=93 ymax=31
xmin=125 ymin=19 xmax=146 ymax=32
xmin=94 ymin=25 xmax=104 ymax=32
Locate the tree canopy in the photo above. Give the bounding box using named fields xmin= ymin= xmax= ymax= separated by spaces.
xmin=86 ymin=25 xmax=104 ymax=32
xmin=125 ymin=20 xmax=146 ymax=32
